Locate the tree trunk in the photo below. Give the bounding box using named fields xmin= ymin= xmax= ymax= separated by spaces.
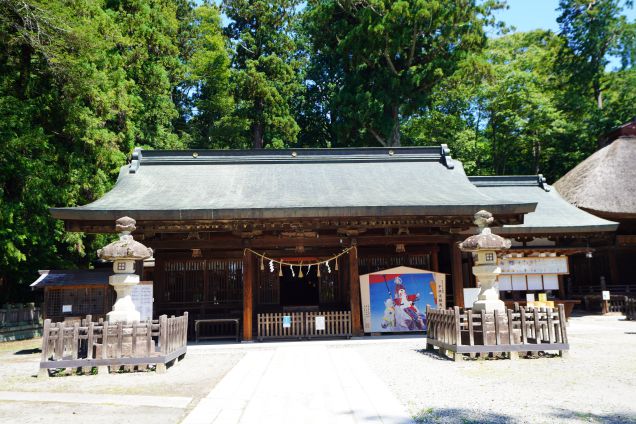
xmin=387 ymin=105 xmax=400 ymax=147
xmin=17 ymin=44 xmax=31 ymax=99
xmin=594 ymin=80 xmax=603 ymax=110
xmin=251 ymin=99 xmax=264 ymax=149
xmin=251 ymin=121 xmax=263 ymax=149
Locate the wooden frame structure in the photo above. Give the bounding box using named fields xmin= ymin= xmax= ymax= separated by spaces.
xmin=39 ymin=313 xmax=188 ymax=375
xmin=425 ymin=305 xmax=569 ymax=361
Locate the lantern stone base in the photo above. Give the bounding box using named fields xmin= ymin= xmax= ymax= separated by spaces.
xmin=472 ymin=299 xmax=506 ymax=313
xmin=107 ymin=273 xmax=141 ymax=323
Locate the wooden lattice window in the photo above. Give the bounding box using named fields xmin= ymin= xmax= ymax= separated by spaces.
xmin=257 ymin=268 xmax=280 ymax=305
xmin=160 ymin=258 xmax=242 ymax=304
xmin=358 ymin=254 xmax=431 ymax=276
xmin=45 ymin=287 xmax=111 ymax=320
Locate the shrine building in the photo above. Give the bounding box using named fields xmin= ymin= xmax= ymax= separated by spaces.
xmin=48 ymin=146 xmax=616 ymax=340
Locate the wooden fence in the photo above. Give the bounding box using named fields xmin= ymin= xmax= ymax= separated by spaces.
xmin=39 ymin=313 xmax=188 ymax=376
xmin=257 ymin=311 xmax=351 ymax=341
xmin=626 ymin=298 xmax=636 ymax=321
xmin=426 ymin=304 xmax=568 ymax=361
xmin=0 ymin=306 xmax=41 ymax=327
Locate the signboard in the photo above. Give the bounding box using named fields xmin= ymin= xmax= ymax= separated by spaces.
xmin=526 ymin=293 xmax=535 ymax=302
xmin=283 ymin=315 xmax=292 ymax=328
xmin=498 ymin=256 xmax=568 ymax=275
xmin=602 ymin=291 xmax=611 ymax=301
xmin=359 ymin=266 xmax=446 ymax=333
xmin=315 ymin=316 xmax=326 ymax=331
xmin=62 ymin=305 xmax=72 ymax=313
xmin=131 ymin=281 xmax=153 ymax=322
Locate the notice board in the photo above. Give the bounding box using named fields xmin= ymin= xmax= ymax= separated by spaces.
xmin=131 ymin=281 xmax=153 ymax=322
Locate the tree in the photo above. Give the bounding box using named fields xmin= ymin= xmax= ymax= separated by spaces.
xmin=404 ymin=31 xmax=569 ymax=177
xmin=557 ymin=0 xmax=629 ymax=110
xmin=107 ymin=0 xmax=187 ymax=149
xmin=183 ymin=3 xmax=241 ymax=148
xmin=0 ymin=0 xmax=133 ymax=301
xmin=223 ymin=0 xmax=303 ymax=149
xmin=305 ymin=0 xmax=505 ymax=147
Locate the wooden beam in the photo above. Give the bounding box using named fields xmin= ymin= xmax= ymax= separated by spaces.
xmin=146 ymin=234 xmax=454 ymax=250
xmin=451 ymin=241 xmax=465 ymax=308
xmin=242 ymin=251 xmax=255 ymax=341
xmin=348 ymin=246 xmax=363 ymax=336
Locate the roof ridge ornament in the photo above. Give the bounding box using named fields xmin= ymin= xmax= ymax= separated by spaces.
xmin=440 ymin=144 xmax=454 ymax=169
xmin=537 ymin=174 xmax=551 ymax=192
xmin=129 ymin=147 xmax=142 ymax=174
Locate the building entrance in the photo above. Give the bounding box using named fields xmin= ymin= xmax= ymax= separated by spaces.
xmin=280 ymin=265 xmax=319 ymax=306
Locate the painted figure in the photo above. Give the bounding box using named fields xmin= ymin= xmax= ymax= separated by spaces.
xmin=392 ymin=277 xmax=426 ymax=330
xmin=381 ymin=298 xmax=396 ymax=329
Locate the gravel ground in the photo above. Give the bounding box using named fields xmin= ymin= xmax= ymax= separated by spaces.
xmin=0 ymin=314 xmax=634 ymax=424
xmin=0 ymin=338 xmax=244 ymax=423
xmin=354 ymin=314 xmax=636 ymax=424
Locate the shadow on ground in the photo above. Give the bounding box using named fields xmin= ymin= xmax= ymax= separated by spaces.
xmin=412 ymin=349 xmax=451 ymax=361
xmin=411 ymin=407 xmax=636 ymax=423
xmin=412 ymin=407 xmax=513 ymax=423
xmin=14 ymin=348 xmax=41 ymax=355
xmin=550 ymin=408 xmax=636 ymax=423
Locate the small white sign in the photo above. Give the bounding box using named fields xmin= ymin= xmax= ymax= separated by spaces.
xmin=602 ymin=291 xmax=611 ymax=301
xmin=62 ymin=305 xmax=72 ymax=313
xmin=283 ymin=315 xmax=291 ymax=328
xmin=315 ymin=316 xmax=326 ymax=331
xmin=526 ymin=293 xmax=535 ymax=303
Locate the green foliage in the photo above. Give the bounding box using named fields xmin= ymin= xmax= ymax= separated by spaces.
xmin=222 ymin=0 xmax=303 ymax=148
xmin=303 ymin=0 xmax=506 ymax=147
xmin=2 ymin=0 xmax=636 ymax=301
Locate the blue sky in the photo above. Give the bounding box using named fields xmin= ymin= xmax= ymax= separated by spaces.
xmin=493 ymin=0 xmax=635 ymax=69
xmin=495 ymin=0 xmax=635 ymax=33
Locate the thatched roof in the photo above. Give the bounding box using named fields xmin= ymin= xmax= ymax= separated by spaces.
xmin=554 ymin=136 xmax=636 ymax=217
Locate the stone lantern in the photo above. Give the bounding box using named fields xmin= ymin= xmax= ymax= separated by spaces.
xmin=459 ymin=210 xmax=511 ymax=313
xmin=97 ymin=217 xmax=153 ymax=323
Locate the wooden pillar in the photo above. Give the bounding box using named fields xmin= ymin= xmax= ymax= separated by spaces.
xmin=431 ymin=246 xmax=439 ymax=272
xmin=608 ymin=249 xmax=619 ymax=286
xmin=348 ymin=246 xmax=363 ymax=336
xmin=242 ymin=251 xmax=255 ymax=341
xmin=451 ymin=241 xmax=465 ymax=308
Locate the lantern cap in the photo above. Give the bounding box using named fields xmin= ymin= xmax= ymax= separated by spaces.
xmin=459 ymin=210 xmax=511 ymax=252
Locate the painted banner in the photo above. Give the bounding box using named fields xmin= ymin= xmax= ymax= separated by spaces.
xmin=359 ymin=266 xmax=445 ymax=333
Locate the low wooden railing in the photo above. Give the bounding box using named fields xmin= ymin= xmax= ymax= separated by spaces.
xmin=257 ymin=311 xmax=351 ymax=341
xmin=0 ymin=306 xmax=41 ymax=327
xmin=39 ymin=313 xmax=188 ymax=376
xmin=426 ymin=305 xmax=568 ymax=361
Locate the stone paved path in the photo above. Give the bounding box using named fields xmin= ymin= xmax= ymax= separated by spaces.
xmin=182 ymin=344 xmax=413 ymax=424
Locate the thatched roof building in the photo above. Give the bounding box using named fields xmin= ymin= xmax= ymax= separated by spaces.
xmin=554 ymin=136 xmax=636 ymax=219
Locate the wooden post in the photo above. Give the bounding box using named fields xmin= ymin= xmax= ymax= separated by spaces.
xmin=348 ymin=246 xmax=363 ymax=336
xmin=451 ymin=241 xmax=464 ymax=308
xmin=431 ymin=246 xmax=439 ymax=272
xmin=242 ymin=251 xmax=255 ymax=341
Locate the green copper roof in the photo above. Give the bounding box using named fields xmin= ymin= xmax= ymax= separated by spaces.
xmin=51 ymin=146 xmax=536 ymax=222
xmin=470 ymin=175 xmax=618 ymax=234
